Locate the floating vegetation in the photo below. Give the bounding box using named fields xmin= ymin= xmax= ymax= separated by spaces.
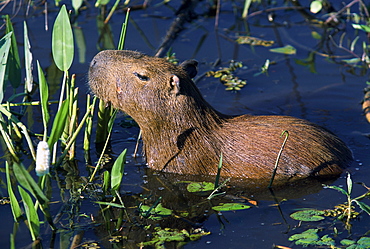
xmin=269 ymin=45 xmax=297 ymax=55
xmin=288 ymin=173 xmax=370 ymax=248
xmin=289 ymin=229 xmax=336 ymax=247
xmin=290 ymin=209 xmax=325 ymax=222
xmin=138 ymin=227 xmax=211 ymax=248
xmin=206 ymin=61 xmax=247 ymax=91
xmin=236 ymin=36 xmax=274 ymax=47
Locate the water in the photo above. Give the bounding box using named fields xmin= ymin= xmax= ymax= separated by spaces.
xmin=1 ymin=1 xmax=370 ymax=248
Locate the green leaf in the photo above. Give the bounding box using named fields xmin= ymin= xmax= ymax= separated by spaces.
xmin=6 ymin=162 xmax=23 ymax=222
xmin=340 ymin=239 xmax=356 ymax=246
xmin=140 ymin=203 xmax=173 ymax=220
xmin=0 ymin=32 xmax=12 ymax=102
xmin=95 ymin=0 xmax=110 ymax=7
xmin=48 ymin=99 xmax=69 ymax=147
xmin=5 ymin=15 xmax=21 ymax=89
xmin=95 ymin=201 xmax=125 ymax=208
xmin=212 ymin=203 xmax=251 ymax=212
xmin=324 ymin=185 xmax=349 ymax=196
xmin=12 ymin=162 xmax=49 ymax=205
xmin=111 ymin=149 xmax=126 ymax=192
xmin=311 ymin=31 xmax=322 ymax=40
xmin=342 ymin=58 xmax=361 ymax=64
xmin=52 ymin=5 xmax=74 ymax=71
xmin=290 ymin=209 xmax=325 ymax=221
xmin=187 ymin=182 xmax=214 ymax=192
xmin=353 ymin=200 xmax=370 ymax=215
xmin=18 ymin=186 xmax=40 ymax=240
xmin=37 ymin=61 xmax=50 ymax=129
xmin=310 ymin=0 xmax=322 ymax=14
xmin=102 ymin=170 xmax=110 ymax=194
xmin=357 ymin=237 xmax=370 ymax=246
xmin=24 ymin=21 xmax=33 ymax=93
xmin=72 ymin=0 xmax=83 ymax=13
xmin=117 ymin=9 xmax=130 ymax=50
xmin=352 ymin=23 xmax=370 ymax=33
xmin=269 ymin=45 xmax=296 ymax=55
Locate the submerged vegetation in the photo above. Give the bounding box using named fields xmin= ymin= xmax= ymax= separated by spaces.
xmin=0 ymin=0 xmax=369 ymax=248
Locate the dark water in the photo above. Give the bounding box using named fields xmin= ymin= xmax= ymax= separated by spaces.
xmin=1 ymin=0 xmax=370 ymax=248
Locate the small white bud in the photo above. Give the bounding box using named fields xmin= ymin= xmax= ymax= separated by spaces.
xmin=35 ymin=141 xmax=50 ymax=176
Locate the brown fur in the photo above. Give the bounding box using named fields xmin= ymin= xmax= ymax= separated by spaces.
xmin=88 ymin=50 xmax=352 ymax=180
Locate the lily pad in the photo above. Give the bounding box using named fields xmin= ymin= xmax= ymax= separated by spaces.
xmin=187 ymin=182 xmax=214 ymax=193
xmin=212 ymin=203 xmax=251 ymax=212
xmin=290 ymin=209 xmax=325 ymax=221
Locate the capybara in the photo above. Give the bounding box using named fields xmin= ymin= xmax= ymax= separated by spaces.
xmin=88 ymin=50 xmax=352 ymax=181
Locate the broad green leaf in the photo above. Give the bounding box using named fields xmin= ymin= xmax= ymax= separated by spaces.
xmin=310 ymin=0 xmax=322 ymax=14
xmin=52 ymin=5 xmax=74 ymax=71
xmin=290 ymin=209 xmax=325 ymax=221
xmin=6 ymin=162 xmax=23 ymax=222
xmin=0 ymin=32 xmax=12 ymax=102
xmin=269 ymin=45 xmax=296 ymax=55
xmin=24 ymin=22 xmax=33 ymax=93
xmin=18 ymin=186 xmax=40 ymax=240
xmin=5 ymin=15 xmax=21 ymax=89
xmin=187 ymin=181 xmax=214 ymax=192
xmin=37 ymin=61 xmax=50 ymax=128
xmin=212 ymin=203 xmax=251 ymax=212
xmin=352 ymin=23 xmax=370 ymax=33
xmin=48 ymin=99 xmax=69 ymax=147
xmin=111 ymin=149 xmax=126 ymax=191
xmin=12 ymin=162 xmax=49 ymax=206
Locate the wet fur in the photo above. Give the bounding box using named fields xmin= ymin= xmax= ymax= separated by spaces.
xmin=88 ymin=50 xmax=352 ymax=180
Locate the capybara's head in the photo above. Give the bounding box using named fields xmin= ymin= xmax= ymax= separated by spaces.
xmin=88 ymin=50 xmax=199 ymax=124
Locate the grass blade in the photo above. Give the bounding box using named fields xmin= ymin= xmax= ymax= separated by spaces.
xmin=24 ymin=21 xmax=33 ymax=93
xmin=0 ymin=32 xmax=12 ymax=103
xmin=48 ymin=99 xmax=69 ymax=148
xmin=52 ymin=5 xmax=74 ymax=71
xmin=5 ymin=15 xmax=21 ymax=89
xmin=117 ymin=8 xmax=130 ymax=50
xmin=37 ymin=61 xmax=50 ymax=140
xmin=6 ymin=162 xmax=23 ymax=222
xmin=18 ymin=186 xmax=40 ymax=241
xmin=111 ymin=149 xmax=127 ymax=192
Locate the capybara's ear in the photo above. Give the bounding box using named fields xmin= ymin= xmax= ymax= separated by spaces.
xmin=180 ymin=59 xmax=198 ymax=78
xmin=170 ymin=75 xmax=181 ymax=95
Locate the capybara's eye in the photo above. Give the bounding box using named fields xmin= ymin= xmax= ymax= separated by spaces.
xmin=133 ymin=72 xmax=149 ymax=81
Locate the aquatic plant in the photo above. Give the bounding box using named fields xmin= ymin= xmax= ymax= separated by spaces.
xmin=288 ymin=173 xmax=370 ymax=248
